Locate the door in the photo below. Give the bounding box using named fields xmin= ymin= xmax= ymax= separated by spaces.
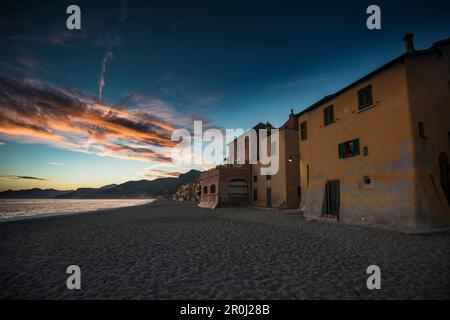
xmin=266 ymin=188 xmax=272 ymax=207
xmin=323 ymin=180 xmax=340 ymax=220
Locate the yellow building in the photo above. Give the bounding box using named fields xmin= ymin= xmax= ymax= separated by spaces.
xmin=250 ymin=112 xmax=300 ymax=209
xmin=297 ymin=34 xmax=450 ymax=230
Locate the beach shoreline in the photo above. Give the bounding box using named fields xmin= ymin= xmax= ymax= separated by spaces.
xmin=0 ymin=198 xmax=155 ymax=223
xmin=0 ymin=200 xmax=449 ymax=300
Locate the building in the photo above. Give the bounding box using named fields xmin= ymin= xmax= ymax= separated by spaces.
xmin=199 ymin=118 xmax=301 ymax=209
xmin=297 ymin=34 xmax=450 ymax=230
xmin=250 ymin=112 xmax=300 ymax=209
xmin=174 ymin=182 xmax=201 ymax=202
xmin=198 ymin=164 xmax=251 ymax=209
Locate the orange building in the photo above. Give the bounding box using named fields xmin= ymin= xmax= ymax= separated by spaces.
xmin=199 ymin=119 xmax=301 ymax=209
xmin=297 ymin=34 xmax=450 ymax=230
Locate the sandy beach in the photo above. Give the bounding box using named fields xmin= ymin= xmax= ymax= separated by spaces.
xmin=0 ymin=200 xmax=449 ymax=299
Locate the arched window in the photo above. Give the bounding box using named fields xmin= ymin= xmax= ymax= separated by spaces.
xmin=439 ymin=153 xmax=449 ymax=205
xmin=210 ymin=184 xmax=216 ymax=194
xmin=228 ymin=179 xmax=248 ymax=196
xmin=203 ymin=186 xmax=208 ymax=194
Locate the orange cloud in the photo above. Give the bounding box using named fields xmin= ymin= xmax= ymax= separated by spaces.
xmin=143 ymin=168 xmax=181 ymax=179
xmin=0 ymin=75 xmax=183 ymax=163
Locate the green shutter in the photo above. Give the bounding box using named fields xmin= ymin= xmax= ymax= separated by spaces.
xmin=338 ymin=143 xmax=343 ymax=159
xmin=353 ymin=139 xmax=360 ymax=155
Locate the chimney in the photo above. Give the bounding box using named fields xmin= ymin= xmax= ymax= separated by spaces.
xmin=403 ymin=33 xmax=415 ymax=53
xmin=289 ymin=109 xmax=294 ymax=118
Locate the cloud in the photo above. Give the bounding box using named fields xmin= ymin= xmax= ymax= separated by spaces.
xmin=98 ymin=48 xmax=114 ymax=102
xmin=143 ymin=168 xmax=180 ymax=180
xmin=96 ymin=34 xmax=121 ymax=102
xmin=0 ymin=175 xmax=48 ymax=181
xmin=0 ymin=74 xmax=180 ymax=164
xmin=17 ymin=54 xmax=41 ymax=70
xmin=9 ymin=31 xmax=88 ymax=47
xmin=47 ymin=162 xmax=63 ymax=166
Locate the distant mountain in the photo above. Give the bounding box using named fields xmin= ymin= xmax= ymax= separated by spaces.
xmin=0 ymin=188 xmax=74 ymax=199
xmin=0 ymin=170 xmax=201 ymax=199
xmin=81 ymin=170 xmax=201 ymax=199
xmin=57 ymin=184 xmax=118 ymax=199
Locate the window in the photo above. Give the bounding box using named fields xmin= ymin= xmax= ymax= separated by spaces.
xmin=419 ymin=122 xmax=426 ymax=138
xmin=253 ymin=189 xmax=258 ymax=201
xmin=363 ymin=146 xmax=369 ymax=157
xmin=323 ymin=105 xmax=335 ymax=125
xmin=210 ymin=184 xmax=216 ymax=194
xmin=266 ymin=175 xmax=272 ymax=180
xmin=228 ymin=179 xmax=248 ymax=196
xmin=363 ymin=175 xmax=371 ymax=185
xmin=297 ymin=186 xmax=301 ymax=198
xmin=253 ymin=175 xmax=257 ymax=183
xmin=203 ymin=186 xmax=208 ymax=194
xmin=357 ymin=85 xmax=373 ymax=110
xmin=300 ymin=121 xmax=307 ymax=140
xmin=338 ymin=139 xmax=360 ymax=159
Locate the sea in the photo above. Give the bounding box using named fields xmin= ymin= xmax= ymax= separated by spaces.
xmin=0 ymin=198 xmax=154 ymax=220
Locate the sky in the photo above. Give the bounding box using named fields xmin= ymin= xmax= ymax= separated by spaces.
xmin=1 ymin=0 xmax=450 ymax=191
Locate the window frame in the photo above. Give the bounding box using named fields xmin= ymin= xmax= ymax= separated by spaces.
xmin=357 ymin=85 xmax=374 ymax=111
xmin=338 ymin=139 xmax=360 ymax=159
xmin=323 ymin=105 xmax=335 ymax=126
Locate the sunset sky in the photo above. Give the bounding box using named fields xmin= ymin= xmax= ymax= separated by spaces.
xmin=1 ymin=0 xmax=450 ymax=191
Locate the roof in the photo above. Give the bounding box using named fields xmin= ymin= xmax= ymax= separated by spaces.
xmin=296 ymin=37 xmax=450 ymax=117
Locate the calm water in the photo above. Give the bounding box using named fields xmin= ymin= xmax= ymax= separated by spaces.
xmin=0 ymin=199 xmax=154 ymax=220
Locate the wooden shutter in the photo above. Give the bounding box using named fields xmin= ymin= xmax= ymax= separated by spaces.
xmin=338 ymin=143 xmax=344 ymax=159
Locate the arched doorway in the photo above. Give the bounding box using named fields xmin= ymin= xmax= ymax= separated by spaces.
xmin=228 ymin=179 xmax=248 ymax=197
xmin=439 ymin=153 xmax=449 ymax=205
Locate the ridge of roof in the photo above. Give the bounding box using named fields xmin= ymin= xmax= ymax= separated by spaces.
xmin=295 ymin=36 xmax=449 ymax=117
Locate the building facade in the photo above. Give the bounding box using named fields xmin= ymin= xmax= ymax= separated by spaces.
xmin=199 ymin=118 xmax=301 ymax=209
xmin=297 ymin=35 xmax=450 ymax=230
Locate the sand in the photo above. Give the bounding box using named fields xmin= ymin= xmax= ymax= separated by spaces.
xmin=0 ymin=200 xmax=449 ymax=299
